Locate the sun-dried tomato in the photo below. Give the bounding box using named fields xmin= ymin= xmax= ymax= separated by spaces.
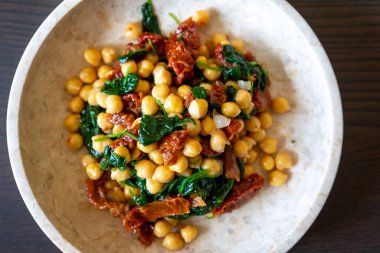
xmin=166 ymin=39 xmax=194 ymax=85
xmin=175 ymin=18 xmax=200 ymax=56
xmin=207 ymin=83 xmax=227 ymax=105
xmin=85 ymin=177 xmax=121 ymax=210
xmin=110 ymin=134 xmax=137 ymax=150
xmin=138 ymin=32 xmax=167 ymax=57
xmin=108 ymin=62 xmax=124 ymax=80
xmin=252 ymin=87 xmax=272 ymax=112
xmin=122 ymin=92 xmax=144 ymax=116
xmin=184 ymin=92 xmax=195 ymax=108
xmin=223 ymin=147 xmax=240 ymax=182
xmin=105 ymin=113 xmax=136 ymax=132
xmin=215 ymin=44 xmax=234 ymax=68
xmin=138 ymin=223 xmax=156 ymax=247
xmin=213 ymin=173 xmax=264 ymax=215
xmin=201 ymin=137 xmax=221 ymax=157
xmin=188 ymin=196 xmax=206 ymax=208
xmin=223 ymin=119 xmax=242 ymax=141
xmin=244 ymin=50 xmax=256 ymax=62
xmin=159 ymin=130 xmax=189 ymax=165
xmin=123 ymin=42 xmax=142 ymax=55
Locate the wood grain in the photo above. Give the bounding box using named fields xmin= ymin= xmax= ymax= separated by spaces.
xmin=0 ymin=0 xmax=379 ymax=252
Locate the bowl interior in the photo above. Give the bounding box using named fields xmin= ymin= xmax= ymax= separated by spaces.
xmin=13 ymin=0 xmax=341 ymax=252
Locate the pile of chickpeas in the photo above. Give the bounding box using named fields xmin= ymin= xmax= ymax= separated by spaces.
xmin=63 ymin=9 xmax=294 ymax=251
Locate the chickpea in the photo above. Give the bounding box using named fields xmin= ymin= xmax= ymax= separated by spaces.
xmin=165 ymin=218 xmax=178 ymax=226
xmin=91 ymin=135 xmax=112 ymax=153
xmin=97 ymin=112 xmax=113 ymax=132
xmin=87 ymin=88 xmax=99 ymax=106
xmin=242 ymin=102 xmax=255 ymax=115
xmin=137 ymin=59 xmax=154 ymax=78
xmin=101 ymin=47 xmax=118 ymax=64
xmin=84 ymin=48 xmax=102 ymax=66
xmin=268 ymin=170 xmax=289 ymax=187
xmin=195 ymin=56 xmax=208 ymax=70
xmin=131 ymin=117 xmax=141 ymax=129
xmin=188 ymin=155 xmax=202 ymax=169
xmin=153 ymin=62 xmax=167 ymax=75
xmin=154 ymin=220 xmax=173 ymax=238
xmin=105 ymin=180 xmax=118 ymax=190
xmin=96 ymin=92 xmax=108 ymax=109
xmin=65 ymin=78 xmax=83 ymax=95
xmin=114 ymin=145 xmax=131 ymax=161
xmin=261 ymin=154 xmax=275 ymax=171
xmin=200 ymin=115 xmax=216 ymax=136
xmin=79 ymin=84 xmax=92 ymax=101
xmin=260 ymin=138 xmax=278 ymax=154
xmin=180 ymin=169 xmax=193 ymax=177
xmin=121 ymin=60 xmax=138 ymax=75
xmin=243 ymin=164 xmax=255 ymax=179
xmin=86 ymin=163 xmax=103 ymax=180
xmin=147 ymin=150 xmax=163 ymax=165
xmin=111 ymin=168 xmax=132 ymax=181
xmin=152 ymin=165 xmax=175 ymax=183
xmin=163 ymin=233 xmax=184 ymax=251
xmin=235 ymin=90 xmax=251 ymax=109
xmin=177 ymin=85 xmax=191 ymax=99
xmin=210 ymin=129 xmax=228 ymax=153
xmin=234 ymin=140 xmax=250 ymax=158
xmin=79 ymin=67 xmax=97 ymax=83
xmin=97 ymin=65 xmax=113 ymax=80
xmin=246 ymin=149 xmax=259 ymax=163
xmin=200 ymin=82 xmax=213 ymax=91
xmin=180 ymin=225 xmax=198 ymax=243
xmin=66 ymin=133 xmax=83 ymax=150
xmin=198 ymin=44 xmax=210 ymax=58
xmin=131 ymin=147 xmax=143 ymax=161
xmin=113 ymin=124 xmax=126 ymax=134
xmin=64 ymin=114 xmax=80 ymax=132
xmin=81 ymin=154 xmax=97 ymax=169
xmin=272 ymin=97 xmax=290 ymax=113
xmin=93 ymin=78 xmax=106 ymax=89
xmin=212 ymin=33 xmax=228 ymax=46
xmin=125 ymin=23 xmax=142 ymax=40
xmin=183 ymin=138 xmax=202 ymax=157
xmin=225 ymin=80 xmax=239 ymax=89
xmin=231 ymin=39 xmax=245 ymax=53
xmin=250 ymin=129 xmax=266 ymax=142
xmin=202 ymin=158 xmax=222 ymax=177
xmin=146 ymin=178 xmax=164 ymax=194
xmin=141 ymin=95 xmax=159 ymax=115
xmin=221 ymin=102 xmax=241 ymax=118
xmin=169 ymin=153 xmax=188 ymax=173
xmin=137 ymin=142 xmax=158 ymax=153
xmin=235 ymin=119 xmax=245 ymax=133
xmin=135 ymin=80 xmax=150 ymax=93
xmin=145 ymin=53 xmax=159 ymax=64
xmin=185 ymin=118 xmax=201 ymax=137
xmin=135 ymin=160 xmax=157 ymax=179
xmin=169 ymin=86 xmax=178 ymax=95
xmin=105 ymin=95 xmax=123 ymax=113
xmin=192 ymin=10 xmax=209 ymax=26
xmin=108 ymin=186 xmax=125 ymax=202
xmin=259 ymin=111 xmax=273 ymax=130
xmin=124 ymin=185 xmax=140 ymax=200
xmin=203 ymin=63 xmax=222 ymax=81
xmin=245 ymin=116 xmax=261 ymax=132
xmin=189 ymin=99 xmax=208 ymax=119
xmin=68 ymin=96 xmax=85 ymax=114
xmin=154 ymin=69 xmax=172 ymax=86
xmin=164 ymin=94 xmax=184 ymax=114
xmin=241 ymin=136 xmax=256 ymax=149
xmin=275 ymin=151 xmax=293 ymax=170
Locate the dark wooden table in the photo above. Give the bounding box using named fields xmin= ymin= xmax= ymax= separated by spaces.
xmin=1 ymin=0 xmax=379 ymax=252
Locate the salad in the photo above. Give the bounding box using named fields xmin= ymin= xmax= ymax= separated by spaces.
xmin=64 ymin=0 xmax=293 ymax=251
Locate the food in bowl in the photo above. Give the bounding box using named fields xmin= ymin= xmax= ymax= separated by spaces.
xmin=63 ymin=0 xmax=293 ymax=250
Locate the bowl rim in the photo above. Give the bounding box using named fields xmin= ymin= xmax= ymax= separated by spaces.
xmin=6 ymin=0 xmax=343 ymax=252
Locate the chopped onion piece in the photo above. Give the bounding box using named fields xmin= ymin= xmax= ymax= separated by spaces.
xmin=213 ymin=110 xmax=231 ymax=129
xmin=238 ymin=80 xmax=251 ymax=91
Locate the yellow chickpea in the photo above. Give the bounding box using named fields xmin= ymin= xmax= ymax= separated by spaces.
xmin=153 ymin=62 xmax=167 ymax=75
xmin=260 ymin=138 xmax=278 ymax=154
xmin=64 ymin=114 xmax=80 ymax=132
xmin=121 ymin=60 xmax=138 ymax=75
xmin=177 ymin=85 xmax=191 ymax=99
xmin=231 ymin=40 xmax=245 ymax=53
xmin=145 ymin=53 xmax=159 ymax=64
xmin=275 ymin=151 xmax=293 ymax=170
xmin=245 ymin=116 xmax=261 ymax=132
xmin=246 ymin=149 xmax=259 ymax=163
xmin=198 ymin=44 xmax=210 ymax=58
xmin=81 ymin=154 xmax=97 ymax=169
xmin=221 ymin=102 xmax=241 ymax=118
xmin=261 ymin=154 xmax=275 ymax=171
xmin=142 ymin=95 xmax=159 ymax=115
xmin=66 ymin=133 xmax=83 ymax=150
xmin=189 ymin=99 xmax=208 ymax=119
xmin=234 ymin=140 xmax=250 ymax=158
xmin=111 ymin=168 xmax=132 ymax=181
xmin=225 ymin=80 xmax=239 ymax=89
xmin=192 ymin=10 xmax=209 ymax=26
xmin=65 ymin=78 xmax=83 ymax=95
xmin=154 ymin=69 xmax=172 ymax=86
xmin=272 ymin=97 xmax=290 ymax=113
xmin=236 ymin=119 xmax=245 ymax=133
xmin=195 ymin=56 xmax=208 ymax=70
xmin=250 ymin=129 xmax=266 ymax=142
xmin=268 ymin=170 xmax=289 ymax=187
xmin=203 ymin=63 xmax=222 ymax=81
xmin=125 ymin=23 xmax=142 ymax=40
xmin=101 ymin=47 xmax=118 ymax=64
xmin=138 ymin=59 xmax=155 ymax=78
xmin=97 ymin=112 xmax=113 ymax=132
xmin=106 ymin=95 xmax=123 ymax=113
xmin=87 ymin=88 xmax=99 ymax=106
xmin=185 ymin=118 xmax=201 ymax=137
xmin=180 ymin=225 xmax=198 ymax=243
xmin=241 ymin=136 xmax=256 ymax=149
xmin=137 ymin=142 xmax=158 ymax=153
xmin=164 ymin=94 xmax=184 ymax=114
xmin=135 ymin=160 xmax=157 ymax=179
xmin=114 ymin=145 xmax=131 ymax=160
xmin=108 ymin=186 xmax=125 ymax=202
xmin=148 ymin=150 xmax=164 ymax=165
xmin=202 ymin=158 xmax=222 ymax=177
xmin=86 ymin=163 xmax=103 ymax=180
xmin=79 ymin=84 xmax=92 ymax=101
xmin=212 ymin=33 xmax=228 ymax=46
xmin=113 ymin=124 xmax=126 ymax=135
xmin=124 ymin=185 xmax=140 ymax=200
xmin=165 ymin=217 xmax=179 ymax=226
xmin=97 ymin=65 xmax=113 ymax=80
xmin=163 ymin=233 xmax=184 ymax=251
xmin=188 ymin=155 xmax=202 ymax=169
xmin=242 ymin=102 xmax=255 ymax=115
xmin=93 ymin=78 xmax=106 ymax=89
xmin=68 ymin=96 xmax=85 ymax=113
xmin=79 ymin=67 xmax=97 ymax=83
xmin=96 ymin=92 xmax=108 ymax=109
xmin=200 ymin=115 xmax=216 ymax=136
xmin=152 ymin=165 xmax=175 ymax=183
xmin=183 ymin=138 xmax=202 ymax=157
xmin=235 ymin=90 xmax=252 ymax=109
xmin=259 ymin=111 xmax=273 ymax=130
xmin=84 ymin=48 xmax=102 ymax=66
xmin=200 ymin=83 xmax=213 ymax=91
xmin=134 ymin=80 xmax=150 ymax=93
xmin=210 ymin=129 xmax=228 ymax=153
xmin=154 ymin=220 xmax=173 ymax=238
xmin=146 ymin=178 xmax=164 ymax=194
xmin=243 ymin=164 xmax=255 ymax=179
xmin=91 ymin=135 xmax=112 ymax=154
xmin=169 ymin=153 xmax=188 ymax=173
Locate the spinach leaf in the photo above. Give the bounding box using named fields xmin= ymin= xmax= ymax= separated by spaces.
xmin=100 ymin=146 xmax=128 ymax=171
xmin=251 ymin=63 xmax=269 ymax=91
xmin=141 ymin=0 xmax=161 ymax=35
xmin=191 ymin=86 xmax=208 ymax=99
xmin=178 ymin=169 xmax=210 ymax=196
xmin=101 ymin=73 xmax=139 ymax=95
xmin=154 ymin=177 xmax=183 ymax=201
xmin=237 ymin=159 xmax=245 ymax=181
xmin=237 ymin=107 xmax=259 ymax=120
xmin=225 ymin=85 xmax=238 ymax=101
xmin=118 ymin=49 xmax=148 ymax=64
xmin=80 ymin=105 xmax=104 ymax=158
xmin=138 ymin=114 xmax=195 ymax=146
xmin=124 ymin=168 xmax=152 ymax=206
xmin=95 ymin=131 xmax=138 ymax=142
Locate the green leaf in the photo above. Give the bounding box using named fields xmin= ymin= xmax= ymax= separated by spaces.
xmin=178 ymin=170 xmax=210 ymax=196
xmin=168 ymin=12 xmax=181 ymax=25
xmin=196 ymin=61 xmax=224 ymax=71
xmin=237 ymin=159 xmax=245 ymax=181
xmin=95 ymin=131 xmax=138 ymax=142
xmin=118 ymin=48 xmax=148 ymax=63
xmin=190 ymin=86 xmax=208 ymax=99
xmin=154 ymin=98 xmax=167 ymax=116
xmin=101 ymin=73 xmax=139 ymax=95
xmin=80 ymin=105 xmax=104 ymax=158
xmin=148 ymin=38 xmax=156 ymax=54
xmin=141 ymin=0 xmax=162 ymax=34
xmin=225 ymin=85 xmax=238 ymax=101
xmin=101 ymin=146 xmax=128 ymax=171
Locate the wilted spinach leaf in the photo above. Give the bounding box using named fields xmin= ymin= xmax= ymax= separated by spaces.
xmin=141 ymin=0 xmax=161 ymax=35
xmin=118 ymin=49 xmax=148 ymax=63
xmin=80 ymin=105 xmax=104 ymax=158
xmin=237 ymin=159 xmax=245 ymax=181
xmin=225 ymin=85 xmax=238 ymax=101
xmin=100 ymin=146 xmax=128 ymax=171
xmin=191 ymin=86 xmax=208 ymax=99
xmin=101 ymin=73 xmax=139 ymax=95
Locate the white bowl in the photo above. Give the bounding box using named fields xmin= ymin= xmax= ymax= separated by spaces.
xmin=7 ymin=0 xmax=343 ymax=252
